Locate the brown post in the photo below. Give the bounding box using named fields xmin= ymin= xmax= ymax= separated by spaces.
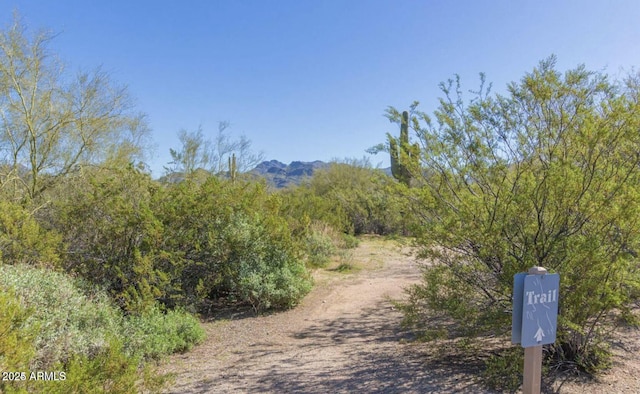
xmin=523 ymin=346 xmax=542 ymax=394
xmin=522 ymin=266 xmax=547 ymax=394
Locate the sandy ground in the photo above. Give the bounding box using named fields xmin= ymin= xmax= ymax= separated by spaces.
xmin=160 ymin=237 xmax=640 ymax=394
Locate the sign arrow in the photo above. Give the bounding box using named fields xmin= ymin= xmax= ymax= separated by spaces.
xmin=534 ymin=327 xmax=545 ymax=342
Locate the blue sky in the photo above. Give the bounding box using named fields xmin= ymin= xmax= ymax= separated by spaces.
xmin=2 ymin=1 xmax=640 ymax=176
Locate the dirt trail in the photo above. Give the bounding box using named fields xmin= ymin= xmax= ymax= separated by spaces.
xmin=161 ymin=237 xmax=640 ymax=394
xmin=161 ymin=237 xmax=487 ymax=393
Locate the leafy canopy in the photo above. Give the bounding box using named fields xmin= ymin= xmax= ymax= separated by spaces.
xmin=0 ymin=16 xmax=149 ymax=201
xmin=398 ymin=56 xmax=640 ymax=378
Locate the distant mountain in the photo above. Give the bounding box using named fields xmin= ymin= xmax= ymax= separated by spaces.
xmin=156 ymin=160 xmax=392 ymax=188
xmin=249 ymin=160 xmax=330 ymax=188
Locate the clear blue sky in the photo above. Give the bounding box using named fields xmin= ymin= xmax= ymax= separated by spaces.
xmin=2 ymin=1 xmax=640 ymax=176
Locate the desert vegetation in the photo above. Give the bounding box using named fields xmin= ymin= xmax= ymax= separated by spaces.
xmin=2 ymin=13 xmax=640 ymax=393
xmin=0 ymin=18 xmax=390 ymax=392
xmin=385 ymin=57 xmax=640 ymax=390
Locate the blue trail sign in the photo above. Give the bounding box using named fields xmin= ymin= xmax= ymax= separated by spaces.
xmin=520 ymin=273 xmax=560 ymax=347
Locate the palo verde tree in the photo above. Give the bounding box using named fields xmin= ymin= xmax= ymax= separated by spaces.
xmin=0 ymin=17 xmax=149 ymax=202
xmin=397 ymin=57 xmax=640 ymax=380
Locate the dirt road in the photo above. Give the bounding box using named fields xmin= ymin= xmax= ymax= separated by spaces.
xmin=161 ymin=237 xmax=488 ymax=393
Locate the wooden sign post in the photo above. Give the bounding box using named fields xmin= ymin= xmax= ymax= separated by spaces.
xmin=523 ymin=343 xmax=543 ymax=394
xmin=512 ymin=266 xmax=560 ymax=394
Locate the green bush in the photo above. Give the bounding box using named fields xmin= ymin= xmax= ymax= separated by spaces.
xmin=304 ymin=222 xmax=338 ymax=267
xmin=237 ymin=237 xmax=313 ymax=311
xmin=121 ymin=306 xmax=205 ymax=360
xmin=22 ymin=338 xmax=167 ymax=394
xmin=55 ymin=338 xmax=139 ymax=394
xmin=0 ymin=289 xmax=36 ymax=378
xmin=0 ymin=200 xmax=61 ymax=267
xmin=281 ymin=161 xmax=407 ymax=236
xmin=50 ymin=165 xmax=165 ymax=314
xmin=395 ymin=58 xmax=640 ymax=386
xmin=0 ymin=264 xmax=204 ymax=370
xmin=340 ymin=233 xmax=360 ymax=249
xmin=0 ymin=264 xmax=121 ymax=370
xmin=279 ymin=185 xmax=353 ymax=236
xmin=482 ymin=347 xmax=523 ymax=392
xmin=156 ymin=177 xmax=313 ymax=312
xmin=0 ymin=276 xmax=164 ymax=394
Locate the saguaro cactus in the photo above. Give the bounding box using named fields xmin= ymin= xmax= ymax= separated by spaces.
xmin=388 ymin=111 xmax=419 ymax=187
xmin=228 ymin=153 xmax=237 ymax=183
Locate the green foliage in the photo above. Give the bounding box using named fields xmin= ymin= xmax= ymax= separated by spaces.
xmin=0 ymin=264 xmax=121 ymax=370
xmin=397 ymin=57 xmax=640 ymax=383
xmin=304 ymin=222 xmax=339 ymax=267
xmin=50 ymin=165 xmax=165 ymax=313
xmin=482 ymin=347 xmax=524 ymax=391
xmin=279 ymin=183 xmax=353 ymax=236
xmin=24 ymin=338 xmax=164 ymax=394
xmin=156 ymin=177 xmax=312 ymax=312
xmin=0 ymin=263 xmax=204 ymax=365
xmin=54 ymin=339 xmax=139 ymax=394
xmin=0 ymin=264 xmax=200 ymax=393
xmin=0 ymin=17 xmax=149 ymax=201
xmin=0 ymin=289 xmax=36 ymax=378
xmin=238 ymin=245 xmax=313 ymax=312
xmin=4 ymin=338 xmax=167 ymax=394
xmin=0 ymin=200 xmax=62 ymax=267
xmin=121 ymin=306 xmax=205 ymax=361
xmin=44 ymin=160 xmax=312 ymax=315
xmin=341 ymin=233 xmax=360 ymax=249
xmin=281 ymin=160 xmax=406 ymax=236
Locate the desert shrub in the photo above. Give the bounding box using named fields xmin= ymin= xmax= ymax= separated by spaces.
xmin=482 ymin=347 xmax=524 ymax=392
xmin=121 ymin=306 xmax=205 ymax=360
xmin=0 ymin=200 xmax=61 ymax=267
xmin=50 ymin=165 xmax=165 ymax=314
xmin=0 ymin=269 xmax=144 ymax=393
xmin=22 ymin=338 xmax=166 ymax=394
xmin=279 ymin=185 xmax=353 ymax=235
xmin=0 ymin=264 xmax=201 ymax=393
xmin=304 ymin=222 xmax=339 ymax=267
xmin=340 ymin=233 xmax=360 ymax=249
xmin=280 ymin=160 xmax=406 ymax=236
xmin=0 ymin=288 xmax=37 ymax=379
xmin=54 ymin=339 xmax=139 ymax=394
xmin=301 ymin=221 xmax=359 ymax=268
xmin=234 ymin=225 xmax=313 ymax=311
xmin=0 ymin=264 xmax=122 ymax=370
xmin=0 ymin=264 xmax=204 ymax=369
xmin=396 ymin=58 xmax=640 ymax=387
xmin=155 ymin=177 xmax=312 ymax=312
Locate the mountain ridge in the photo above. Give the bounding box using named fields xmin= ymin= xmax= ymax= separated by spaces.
xmin=157 ymin=159 xmax=391 ymax=188
xmin=248 ymin=159 xmax=330 ymax=188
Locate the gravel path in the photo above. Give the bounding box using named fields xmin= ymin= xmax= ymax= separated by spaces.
xmin=161 ymin=237 xmax=640 ymax=394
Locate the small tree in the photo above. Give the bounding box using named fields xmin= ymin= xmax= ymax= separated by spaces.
xmin=0 ymin=16 xmax=149 ymax=201
xmin=398 ymin=57 xmax=640 ymax=380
